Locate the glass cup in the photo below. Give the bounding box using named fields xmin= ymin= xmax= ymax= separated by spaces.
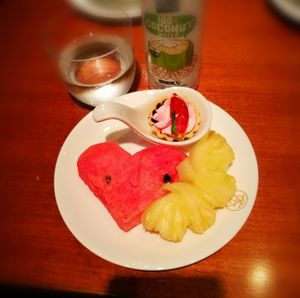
xmin=44 ymin=10 xmax=135 ymax=106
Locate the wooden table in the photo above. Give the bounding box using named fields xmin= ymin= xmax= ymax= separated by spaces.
xmin=0 ymin=0 xmax=299 ymax=297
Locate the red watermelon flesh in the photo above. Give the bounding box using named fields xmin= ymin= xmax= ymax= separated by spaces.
xmin=77 ymin=142 xmax=186 ymax=231
xmin=77 ymin=142 xmax=132 ymax=210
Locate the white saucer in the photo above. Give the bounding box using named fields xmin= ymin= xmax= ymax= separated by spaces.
xmin=67 ymin=0 xmax=141 ymax=19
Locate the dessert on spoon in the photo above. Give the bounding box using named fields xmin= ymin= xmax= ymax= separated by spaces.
xmin=92 ymin=87 xmax=212 ymax=148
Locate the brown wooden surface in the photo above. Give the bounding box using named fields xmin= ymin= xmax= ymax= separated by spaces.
xmin=0 ymin=0 xmax=299 ymax=297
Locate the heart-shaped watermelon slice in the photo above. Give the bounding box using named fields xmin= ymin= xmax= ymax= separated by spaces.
xmin=77 ymin=142 xmax=186 ymax=231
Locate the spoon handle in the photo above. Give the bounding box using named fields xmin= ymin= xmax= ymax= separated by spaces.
xmin=92 ymin=102 xmax=137 ymax=127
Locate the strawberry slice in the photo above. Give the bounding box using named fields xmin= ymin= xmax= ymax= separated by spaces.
xmin=170 ymin=94 xmax=189 ymax=135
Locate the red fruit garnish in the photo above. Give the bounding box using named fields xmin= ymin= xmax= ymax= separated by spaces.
xmin=170 ymin=94 xmax=189 ymax=135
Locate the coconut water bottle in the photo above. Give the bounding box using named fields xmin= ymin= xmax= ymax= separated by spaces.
xmin=142 ymin=0 xmax=202 ymax=89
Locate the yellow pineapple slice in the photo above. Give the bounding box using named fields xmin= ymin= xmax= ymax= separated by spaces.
xmin=177 ymin=160 xmax=236 ymax=208
xmin=164 ymin=182 xmax=216 ymax=234
xmin=176 ymin=158 xmax=196 ymax=184
xmin=189 ymin=131 xmax=235 ymax=172
xmin=192 ymin=169 xmax=236 ymax=208
xmin=177 ymin=131 xmax=237 ymax=208
xmin=142 ymin=192 xmax=189 ymax=242
xmin=142 ymin=182 xmax=216 ymax=241
xmin=142 ymin=131 xmax=237 ymax=242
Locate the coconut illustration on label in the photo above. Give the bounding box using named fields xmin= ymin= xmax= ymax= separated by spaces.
xmin=149 ymin=39 xmax=197 ymax=82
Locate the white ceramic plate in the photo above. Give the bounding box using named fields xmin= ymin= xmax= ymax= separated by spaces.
xmin=67 ymin=0 xmax=141 ymax=19
xmin=54 ymin=91 xmax=259 ymax=270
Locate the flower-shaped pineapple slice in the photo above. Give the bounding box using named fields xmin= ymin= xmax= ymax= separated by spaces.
xmin=177 ymin=132 xmax=237 ymax=208
xmin=142 ymin=192 xmax=189 ymax=242
xmin=142 ymin=182 xmax=216 ymax=242
xmin=189 ymin=131 xmax=235 ymax=172
xmin=164 ymin=182 xmax=216 ymax=234
xmin=192 ymin=169 xmax=237 ymax=208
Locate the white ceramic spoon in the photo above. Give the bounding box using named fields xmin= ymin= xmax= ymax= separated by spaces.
xmin=92 ymin=87 xmax=212 ymax=148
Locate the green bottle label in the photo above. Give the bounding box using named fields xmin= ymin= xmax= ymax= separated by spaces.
xmin=144 ymin=13 xmax=196 ymax=38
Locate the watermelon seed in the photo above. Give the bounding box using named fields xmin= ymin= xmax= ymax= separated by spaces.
xmin=105 ymin=176 xmax=111 ymax=184
xmin=163 ymin=174 xmax=172 ymax=183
